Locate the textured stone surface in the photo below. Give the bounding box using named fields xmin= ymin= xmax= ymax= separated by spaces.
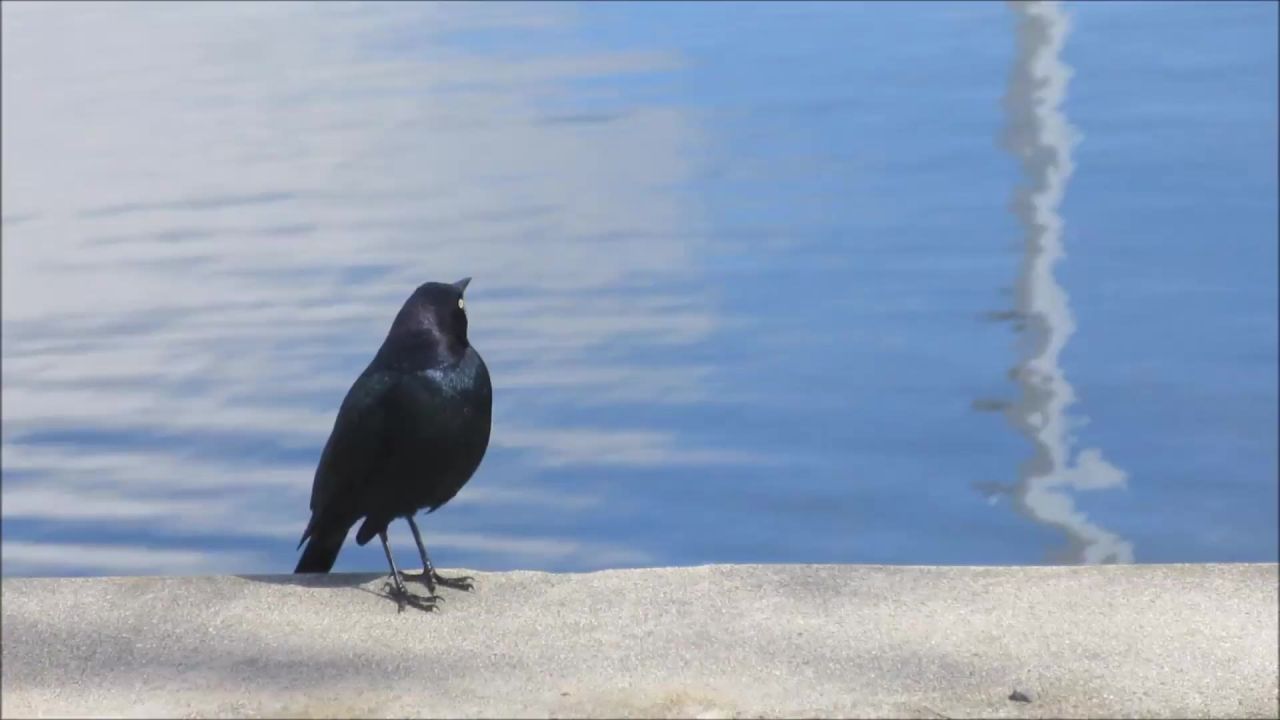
xmin=3 ymin=563 xmax=1277 ymax=718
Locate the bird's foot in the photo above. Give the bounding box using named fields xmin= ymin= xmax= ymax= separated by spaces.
xmin=434 ymin=572 xmax=474 ymax=592
xmin=405 ymin=570 xmax=474 ymax=594
xmin=382 ymin=576 xmax=439 ymax=614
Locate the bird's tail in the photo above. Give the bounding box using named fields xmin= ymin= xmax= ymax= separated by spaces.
xmin=294 ymin=519 xmax=350 ymax=574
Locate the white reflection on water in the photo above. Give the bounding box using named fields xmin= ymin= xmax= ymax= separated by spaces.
xmin=1 ymin=2 xmax=731 ymax=573
xmin=988 ymin=0 xmax=1134 ymax=563
xmin=1 ymin=540 xmax=252 ymax=576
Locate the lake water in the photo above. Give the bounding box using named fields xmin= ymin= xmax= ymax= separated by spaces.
xmin=3 ymin=1 xmax=1276 ymax=577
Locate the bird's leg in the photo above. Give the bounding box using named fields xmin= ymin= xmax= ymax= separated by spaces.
xmin=405 ymin=516 xmax=474 ymax=592
xmin=379 ymin=530 xmax=437 ymax=613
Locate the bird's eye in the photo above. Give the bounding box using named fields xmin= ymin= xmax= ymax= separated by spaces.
xmin=458 ymin=298 xmax=465 ymax=310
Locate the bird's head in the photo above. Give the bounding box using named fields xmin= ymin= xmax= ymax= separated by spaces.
xmin=387 ymin=277 xmax=473 ymax=354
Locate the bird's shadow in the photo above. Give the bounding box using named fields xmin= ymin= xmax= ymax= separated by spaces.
xmin=234 ymin=572 xmax=385 ymax=589
xmin=233 ymin=572 xmax=441 ymax=613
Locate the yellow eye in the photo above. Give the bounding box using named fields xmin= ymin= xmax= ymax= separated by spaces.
xmin=458 ymin=298 xmax=465 ymax=310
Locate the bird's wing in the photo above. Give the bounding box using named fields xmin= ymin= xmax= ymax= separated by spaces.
xmin=307 ymin=369 xmax=401 ymax=516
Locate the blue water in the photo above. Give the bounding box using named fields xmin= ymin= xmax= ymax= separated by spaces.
xmin=2 ymin=1 xmax=1276 ymax=576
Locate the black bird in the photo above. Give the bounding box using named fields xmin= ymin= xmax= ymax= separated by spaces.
xmin=294 ymin=277 xmax=492 ymax=611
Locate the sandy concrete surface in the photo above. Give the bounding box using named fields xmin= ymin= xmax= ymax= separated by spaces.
xmin=2 ymin=563 xmax=1276 ymax=718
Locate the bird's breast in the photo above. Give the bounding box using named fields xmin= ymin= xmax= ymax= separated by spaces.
xmin=405 ymin=349 xmax=492 ymax=454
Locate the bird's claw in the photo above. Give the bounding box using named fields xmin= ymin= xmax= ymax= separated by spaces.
xmin=435 ymin=573 xmax=474 ymax=592
xmin=406 ymin=570 xmax=474 ymax=594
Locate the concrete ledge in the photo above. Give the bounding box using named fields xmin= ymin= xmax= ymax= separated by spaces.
xmin=2 ymin=563 xmax=1276 ymax=718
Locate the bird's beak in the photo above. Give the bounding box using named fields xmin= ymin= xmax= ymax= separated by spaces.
xmin=453 ymin=277 xmax=472 ymax=294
